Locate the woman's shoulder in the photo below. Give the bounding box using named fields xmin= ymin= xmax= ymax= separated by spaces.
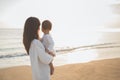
xmin=32 ymin=39 xmax=44 ymax=47
xmin=32 ymin=39 xmax=41 ymax=45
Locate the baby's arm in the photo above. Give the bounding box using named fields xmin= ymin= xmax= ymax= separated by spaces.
xmin=45 ymin=48 xmax=55 ymax=57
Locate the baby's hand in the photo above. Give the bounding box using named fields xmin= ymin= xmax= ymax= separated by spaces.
xmin=49 ymin=51 xmax=56 ymax=57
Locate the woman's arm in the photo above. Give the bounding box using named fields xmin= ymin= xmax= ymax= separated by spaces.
xmin=34 ymin=40 xmax=53 ymax=64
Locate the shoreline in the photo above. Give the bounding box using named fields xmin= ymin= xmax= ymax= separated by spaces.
xmin=0 ymin=47 xmax=120 ymax=69
xmin=0 ymin=58 xmax=120 ymax=80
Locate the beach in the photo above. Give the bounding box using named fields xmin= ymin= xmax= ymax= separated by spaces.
xmin=0 ymin=58 xmax=120 ymax=80
xmin=0 ymin=29 xmax=120 ymax=80
xmin=0 ymin=0 xmax=120 ymax=80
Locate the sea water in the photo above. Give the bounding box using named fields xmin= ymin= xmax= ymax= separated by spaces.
xmin=0 ymin=28 xmax=120 ymax=68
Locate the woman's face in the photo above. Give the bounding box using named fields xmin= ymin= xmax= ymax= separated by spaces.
xmin=42 ymin=28 xmax=45 ymax=33
xmin=37 ymin=27 xmax=40 ymax=35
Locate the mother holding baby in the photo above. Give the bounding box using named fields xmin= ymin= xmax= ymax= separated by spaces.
xmin=23 ymin=17 xmax=54 ymax=80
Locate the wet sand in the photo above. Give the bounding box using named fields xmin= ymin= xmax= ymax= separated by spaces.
xmin=0 ymin=58 xmax=120 ymax=80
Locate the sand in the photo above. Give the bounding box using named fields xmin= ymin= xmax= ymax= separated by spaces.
xmin=0 ymin=58 xmax=120 ymax=80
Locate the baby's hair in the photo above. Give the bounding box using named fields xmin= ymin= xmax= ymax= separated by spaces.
xmin=42 ymin=20 xmax=52 ymax=30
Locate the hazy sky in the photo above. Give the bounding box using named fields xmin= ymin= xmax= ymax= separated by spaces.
xmin=0 ymin=0 xmax=120 ymax=46
xmin=0 ymin=0 xmax=119 ymax=28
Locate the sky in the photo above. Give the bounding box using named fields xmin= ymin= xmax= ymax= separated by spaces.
xmin=0 ymin=0 xmax=120 ymax=46
xmin=0 ymin=0 xmax=119 ymax=28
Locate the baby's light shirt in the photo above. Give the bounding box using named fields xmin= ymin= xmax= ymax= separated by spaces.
xmin=41 ymin=34 xmax=55 ymax=54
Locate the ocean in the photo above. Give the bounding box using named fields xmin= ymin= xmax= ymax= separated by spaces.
xmin=0 ymin=28 xmax=120 ymax=68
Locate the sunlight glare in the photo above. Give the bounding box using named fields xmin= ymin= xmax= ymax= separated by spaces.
xmin=67 ymin=50 xmax=98 ymax=64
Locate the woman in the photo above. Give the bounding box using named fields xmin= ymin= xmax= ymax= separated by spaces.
xmin=23 ymin=17 xmax=53 ymax=80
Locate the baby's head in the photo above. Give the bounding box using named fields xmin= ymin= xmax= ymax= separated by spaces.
xmin=42 ymin=20 xmax=52 ymax=34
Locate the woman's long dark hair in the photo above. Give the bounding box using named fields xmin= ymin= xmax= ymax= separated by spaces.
xmin=23 ymin=17 xmax=40 ymax=54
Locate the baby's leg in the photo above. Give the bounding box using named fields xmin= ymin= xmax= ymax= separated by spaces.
xmin=49 ymin=63 xmax=54 ymax=75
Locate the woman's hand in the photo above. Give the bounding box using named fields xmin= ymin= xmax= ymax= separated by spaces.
xmin=49 ymin=51 xmax=56 ymax=57
xmin=45 ymin=48 xmax=56 ymax=57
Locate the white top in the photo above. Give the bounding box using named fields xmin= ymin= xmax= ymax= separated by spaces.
xmin=41 ymin=34 xmax=55 ymax=53
xmin=29 ymin=39 xmax=53 ymax=80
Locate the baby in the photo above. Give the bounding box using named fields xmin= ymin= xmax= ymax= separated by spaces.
xmin=41 ymin=20 xmax=55 ymax=75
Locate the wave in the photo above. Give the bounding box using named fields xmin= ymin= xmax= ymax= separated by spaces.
xmin=0 ymin=47 xmax=23 ymax=51
xmin=0 ymin=53 xmax=27 ymax=59
xmin=0 ymin=42 xmax=120 ymax=59
xmin=55 ymin=42 xmax=120 ymax=52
